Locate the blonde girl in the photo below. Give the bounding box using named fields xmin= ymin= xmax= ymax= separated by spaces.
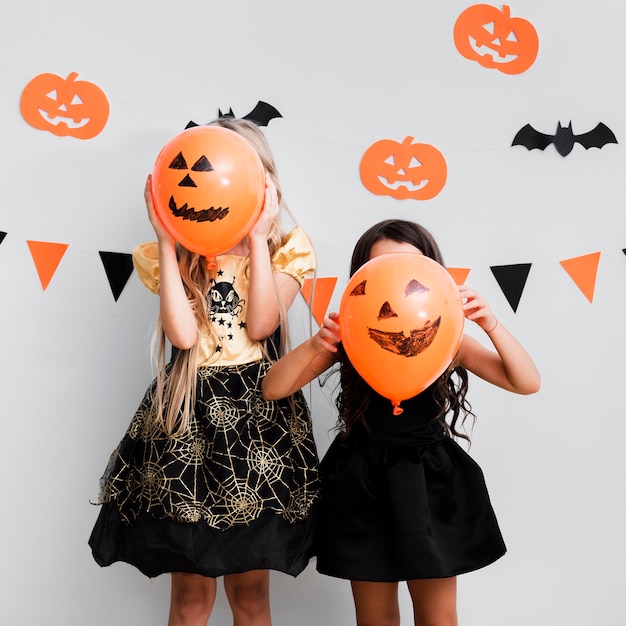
xmin=90 ymin=119 xmax=320 ymax=626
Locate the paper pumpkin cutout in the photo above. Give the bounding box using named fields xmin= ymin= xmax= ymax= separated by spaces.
xmin=20 ymin=72 xmax=109 ymax=139
xmin=360 ymin=137 xmax=447 ymax=200
xmin=340 ymin=253 xmax=464 ymax=414
xmin=151 ymin=125 xmax=265 ymax=261
xmin=454 ymin=4 xmax=539 ymax=75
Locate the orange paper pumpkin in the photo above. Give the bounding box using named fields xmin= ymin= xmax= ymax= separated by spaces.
xmin=20 ymin=72 xmax=110 ymax=139
xmin=151 ymin=125 xmax=265 ymax=260
xmin=340 ymin=253 xmax=464 ymax=414
xmin=360 ymin=137 xmax=447 ymax=200
xmin=454 ymin=4 xmax=539 ymax=75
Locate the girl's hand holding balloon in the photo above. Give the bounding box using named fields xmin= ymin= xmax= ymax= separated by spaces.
xmin=248 ymin=174 xmax=280 ymax=246
xmin=145 ymin=175 xmax=175 ymax=247
xmin=262 ymin=312 xmax=341 ymax=401
xmin=458 ymin=284 xmax=497 ymax=334
xmin=314 ymin=312 xmax=341 ymax=354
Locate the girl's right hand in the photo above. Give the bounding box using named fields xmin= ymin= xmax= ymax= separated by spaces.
xmin=313 ymin=312 xmax=341 ymax=353
xmin=145 ymin=175 xmax=175 ymax=246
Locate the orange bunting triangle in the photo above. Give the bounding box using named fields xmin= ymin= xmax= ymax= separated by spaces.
xmin=559 ymin=252 xmax=601 ymax=303
xmin=301 ymin=277 xmax=338 ymax=326
xmin=27 ymin=240 xmax=69 ymax=290
xmin=446 ymin=267 xmax=471 ymax=285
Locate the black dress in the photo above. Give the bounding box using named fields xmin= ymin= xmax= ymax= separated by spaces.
xmin=315 ymin=388 xmax=506 ymax=582
xmin=89 ymin=230 xmax=320 ymax=579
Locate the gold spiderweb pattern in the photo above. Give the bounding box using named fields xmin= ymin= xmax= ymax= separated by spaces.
xmin=98 ymin=361 xmax=320 ymax=530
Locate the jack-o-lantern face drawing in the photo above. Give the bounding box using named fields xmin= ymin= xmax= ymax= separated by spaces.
xmin=20 ymin=72 xmax=110 ymax=139
xmin=360 ymin=137 xmax=447 ymax=201
xmin=454 ymin=4 xmax=539 ymax=75
xmin=340 ymin=253 xmax=464 ymax=413
xmin=151 ymin=126 xmax=265 ymax=259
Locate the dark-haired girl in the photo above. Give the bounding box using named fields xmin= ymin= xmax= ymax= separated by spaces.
xmin=262 ymin=219 xmax=540 ymax=626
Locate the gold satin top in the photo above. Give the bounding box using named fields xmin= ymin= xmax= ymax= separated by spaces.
xmin=132 ymin=227 xmax=315 ymax=367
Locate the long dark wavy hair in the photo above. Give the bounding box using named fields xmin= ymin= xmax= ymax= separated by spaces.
xmin=334 ymin=219 xmax=475 ymax=442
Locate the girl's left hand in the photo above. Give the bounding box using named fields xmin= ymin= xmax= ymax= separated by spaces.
xmin=248 ymin=174 xmax=279 ymax=244
xmin=458 ymin=284 xmax=497 ymax=333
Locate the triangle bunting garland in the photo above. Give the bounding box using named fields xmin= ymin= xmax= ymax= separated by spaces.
xmin=446 ymin=267 xmax=471 ymax=285
xmin=0 ymin=229 xmax=620 ymax=311
xmin=98 ymin=251 xmax=135 ymax=301
xmin=27 ymin=240 xmax=69 ymax=290
xmin=490 ymin=263 xmax=532 ymax=312
xmin=301 ymin=277 xmax=338 ymax=326
xmin=559 ymin=251 xmax=601 ymax=303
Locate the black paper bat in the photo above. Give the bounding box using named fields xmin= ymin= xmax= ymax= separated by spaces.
xmin=512 ymin=121 xmax=617 ymax=157
xmin=219 ymin=101 xmax=282 ymax=126
xmin=185 ymin=101 xmax=283 ymax=130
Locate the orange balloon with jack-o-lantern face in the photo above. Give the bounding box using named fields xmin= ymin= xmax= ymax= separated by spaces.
xmin=151 ymin=125 xmax=265 ymax=260
xmin=340 ymin=253 xmax=464 ymax=414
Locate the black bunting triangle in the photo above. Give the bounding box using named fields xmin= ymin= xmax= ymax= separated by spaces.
xmin=490 ymin=263 xmax=532 ymax=312
xmin=0 ymin=231 xmax=6 ymax=246
xmin=98 ymin=251 xmax=134 ymax=301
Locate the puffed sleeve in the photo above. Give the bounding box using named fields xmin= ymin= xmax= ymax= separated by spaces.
xmin=271 ymin=227 xmax=316 ymax=288
xmin=132 ymin=242 xmax=160 ymax=294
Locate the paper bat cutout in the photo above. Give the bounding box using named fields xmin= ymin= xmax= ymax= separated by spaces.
xmin=512 ymin=122 xmax=618 ymax=157
xmin=225 ymin=101 xmax=283 ymax=126
xmin=185 ymin=101 xmax=282 ymax=130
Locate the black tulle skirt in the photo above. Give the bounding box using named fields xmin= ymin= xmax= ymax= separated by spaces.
xmin=315 ymin=415 xmax=506 ymax=582
xmin=89 ymin=360 xmax=320 ymax=578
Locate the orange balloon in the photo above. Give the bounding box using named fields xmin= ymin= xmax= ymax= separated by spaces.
xmin=151 ymin=125 xmax=265 ymax=259
xmin=340 ymin=253 xmax=464 ymax=414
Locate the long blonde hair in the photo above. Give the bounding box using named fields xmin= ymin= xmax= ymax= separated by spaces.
xmin=151 ymin=118 xmax=291 ymax=436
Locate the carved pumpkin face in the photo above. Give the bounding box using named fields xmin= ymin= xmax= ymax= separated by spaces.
xmin=454 ymin=4 xmax=539 ymax=75
xmin=20 ymin=72 xmax=110 ymax=139
xmin=360 ymin=137 xmax=447 ymax=201
xmin=340 ymin=252 xmax=464 ymax=413
xmin=151 ymin=125 xmax=265 ymax=259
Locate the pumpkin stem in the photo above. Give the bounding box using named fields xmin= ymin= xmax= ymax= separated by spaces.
xmin=402 ymin=136 xmax=415 ymax=147
xmin=501 ymin=5 xmax=511 ymax=18
xmin=66 ymin=72 xmax=79 ymax=83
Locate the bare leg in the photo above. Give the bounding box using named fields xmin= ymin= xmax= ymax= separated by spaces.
xmin=407 ymin=577 xmax=458 ymax=626
xmin=350 ymin=580 xmax=401 ymax=626
xmin=168 ymin=573 xmax=217 ymax=626
xmin=223 ymin=570 xmax=271 ymax=626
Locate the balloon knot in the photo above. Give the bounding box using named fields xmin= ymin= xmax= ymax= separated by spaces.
xmin=392 ymin=401 xmax=404 ymax=416
xmin=205 ymin=256 xmax=217 ymax=270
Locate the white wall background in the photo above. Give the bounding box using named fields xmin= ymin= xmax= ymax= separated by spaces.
xmin=1 ymin=1 xmax=625 ymax=624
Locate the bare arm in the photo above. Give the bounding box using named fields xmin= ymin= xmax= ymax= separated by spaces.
xmin=262 ymin=312 xmax=341 ymax=400
xmin=144 ymin=176 xmax=198 ymax=349
xmin=457 ymin=284 xmax=540 ymax=394
xmin=246 ymin=175 xmax=300 ymax=340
